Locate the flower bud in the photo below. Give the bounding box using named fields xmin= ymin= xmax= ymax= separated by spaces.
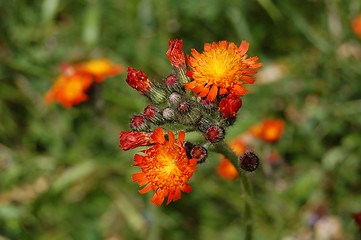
xmin=165 ymin=74 xmax=184 ymax=93
xmin=126 ymin=67 xmax=167 ymax=104
xmin=119 ymin=131 xmax=152 ymax=151
xmin=166 ymin=39 xmax=186 ymax=69
xmin=218 ymin=94 xmax=242 ymax=119
xmin=240 ymin=152 xmax=259 ymax=172
xmin=205 ymin=126 xmax=225 ymax=143
xmin=162 ymin=108 xmax=176 ymax=122
xmin=175 ymin=100 xmax=202 ymax=125
xmin=169 ymin=92 xmax=182 ymax=106
xmin=143 ymin=105 xmax=165 ymax=125
xmin=130 ymin=114 xmax=150 ymax=132
xmin=126 ymin=67 xmax=152 ymax=93
xmin=196 ymin=116 xmax=213 ymax=133
xmin=190 ymin=146 xmax=208 ymax=164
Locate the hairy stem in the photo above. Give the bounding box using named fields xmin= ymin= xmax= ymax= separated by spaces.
xmin=214 ymin=140 xmax=254 ymax=240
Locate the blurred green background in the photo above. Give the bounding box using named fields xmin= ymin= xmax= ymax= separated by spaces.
xmin=1 ymin=0 xmax=361 ymax=239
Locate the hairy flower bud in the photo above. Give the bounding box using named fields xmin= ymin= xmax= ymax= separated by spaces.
xmin=197 ymin=116 xmax=213 ymax=133
xmin=175 ymin=100 xmax=202 ymax=125
xmin=162 ymin=108 xmax=176 ymax=122
xmin=169 ymin=92 xmax=182 ymax=106
xmin=190 ymin=146 xmax=208 ymax=164
xmin=165 ymin=74 xmax=184 ymax=93
xmin=218 ymin=94 xmax=243 ymax=119
xmin=240 ymin=152 xmax=260 ymax=172
xmin=166 ymin=39 xmax=186 ymax=69
xmin=126 ymin=67 xmax=152 ymax=93
xmin=126 ymin=67 xmax=167 ymax=104
xmin=144 ymin=105 xmax=165 ymax=125
xmin=130 ymin=114 xmax=150 ymax=132
xmin=119 ymin=131 xmax=152 ymax=151
xmin=205 ymin=126 xmax=225 ymax=143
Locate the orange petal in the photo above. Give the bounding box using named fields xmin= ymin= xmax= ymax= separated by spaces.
xmin=151 ymin=189 xmax=166 ymax=205
xmin=219 ymin=87 xmax=228 ymax=95
xmin=192 ymin=85 xmax=204 ymax=93
xmin=232 ymin=85 xmax=248 ymax=96
xmin=151 ymin=128 xmax=165 ymax=143
xmin=184 ymin=80 xmax=197 ymax=89
xmin=132 ymin=172 xmax=148 ymax=185
xmin=239 ymin=41 xmax=249 ymax=56
xmin=241 ymin=76 xmax=256 ymax=84
xmin=207 ymin=85 xmax=218 ymax=101
xmin=177 ymin=131 xmax=185 ymax=144
xmin=168 ymin=130 xmax=175 ymax=145
xmin=139 ymin=183 xmax=152 ymax=194
xmin=198 ymin=86 xmax=210 ymax=98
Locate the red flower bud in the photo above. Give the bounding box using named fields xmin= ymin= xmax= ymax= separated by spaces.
xmin=130 ymin=114 xmax=149 ymax=132
xmin=240 ymin=152 xmax=259 ymax=172
xmin=218 ymin=94 xmax=243 ymax=118
xmin=144 ymin=105 xmax=164 ymax=125
xmin=119 ymin=131 xmax=152 ymax=151
xmin=205 ymin=126 xmax=225 ymax=143
xmin=166 ymin=39 xmax=186 ymax=69
xmin=126 ymin=67 xmax=152 ymax=93
xmin=190 ymin=146 xmax=208 ymax=164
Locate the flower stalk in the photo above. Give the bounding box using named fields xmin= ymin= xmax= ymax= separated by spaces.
xmin=213 ymin=140 xmax=254 ymax=240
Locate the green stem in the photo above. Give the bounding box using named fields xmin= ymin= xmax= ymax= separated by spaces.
xmin=214 ymin=140 xmax=254 ymax=240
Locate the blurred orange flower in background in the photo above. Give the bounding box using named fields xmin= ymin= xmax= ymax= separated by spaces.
xmin=249 ymin=119 xmax=285 ymax=143
xmin=217 ymin=139 xmax=246 ymax=179
xmin=352 ymin=14 xmax=361 ymax=38
xmin=45 ymin=59 xmax=123 ymax=108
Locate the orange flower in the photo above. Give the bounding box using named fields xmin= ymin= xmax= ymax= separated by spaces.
xmin=79 ymin=58 xmax=124 ymax=82
xmin=249 ymin=119 xmax=285 ymax=143
xmin=352 ymin=14 xmax=361 ymax=38
xmin=44 ymin=71 xmax=92 ymax=108
xmin=185 ymin=41 xmax=263 ymax=101
xmin=132 ymin=128 xmax=198 ymax=205
xmin=217 ymin=139 xmax=246 ymax=179
xmin=45 ymin=59 xmax=123 ymax=108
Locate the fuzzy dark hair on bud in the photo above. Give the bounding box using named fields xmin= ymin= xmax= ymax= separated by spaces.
xmin=240 ymin=152 xmax=260 ymax=172
xmin=190 ymin=146 xmax=208 ymax=164
xmin=130 ymin=114 xmax=150 ymax=132
xmin=143 ymin=105 xmax=164 ymax=125
xmin=205 ymin=126 xmax=225 ymax=143
xmin=162 ymin=108 xmax=176 ymax=122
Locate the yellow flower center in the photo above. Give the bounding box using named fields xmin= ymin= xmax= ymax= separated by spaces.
xmin=189 ymin=42 xmax=247 ymax=87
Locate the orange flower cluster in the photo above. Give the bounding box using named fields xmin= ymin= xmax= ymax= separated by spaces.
xmin=217 ymin=118 xmax=285 ymax=179
xmin=120 ymin=39 xmax=263 ymax=205
xmin=45 ymin=59 xmax=123 ymax=108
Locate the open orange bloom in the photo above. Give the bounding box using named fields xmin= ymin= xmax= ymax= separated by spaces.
xmin=249 ymin=119 xmax=285 ymax=143
xmin=45 ymin=59 xmax=123 ymax=108
xmin=44 ymin=71 xmax=92 ymax=108
xmin=185 ymin=41 xmax=263 ymax=101
xmin=132 ymin=128 xmax=198 ymax=205
xmin=79 ymin=58 xmax=124 ymax=82
xmin=352 ymin=14 xmax=361 ymax=38
xmin=217 ymin=139 xmax=246 ymax=180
